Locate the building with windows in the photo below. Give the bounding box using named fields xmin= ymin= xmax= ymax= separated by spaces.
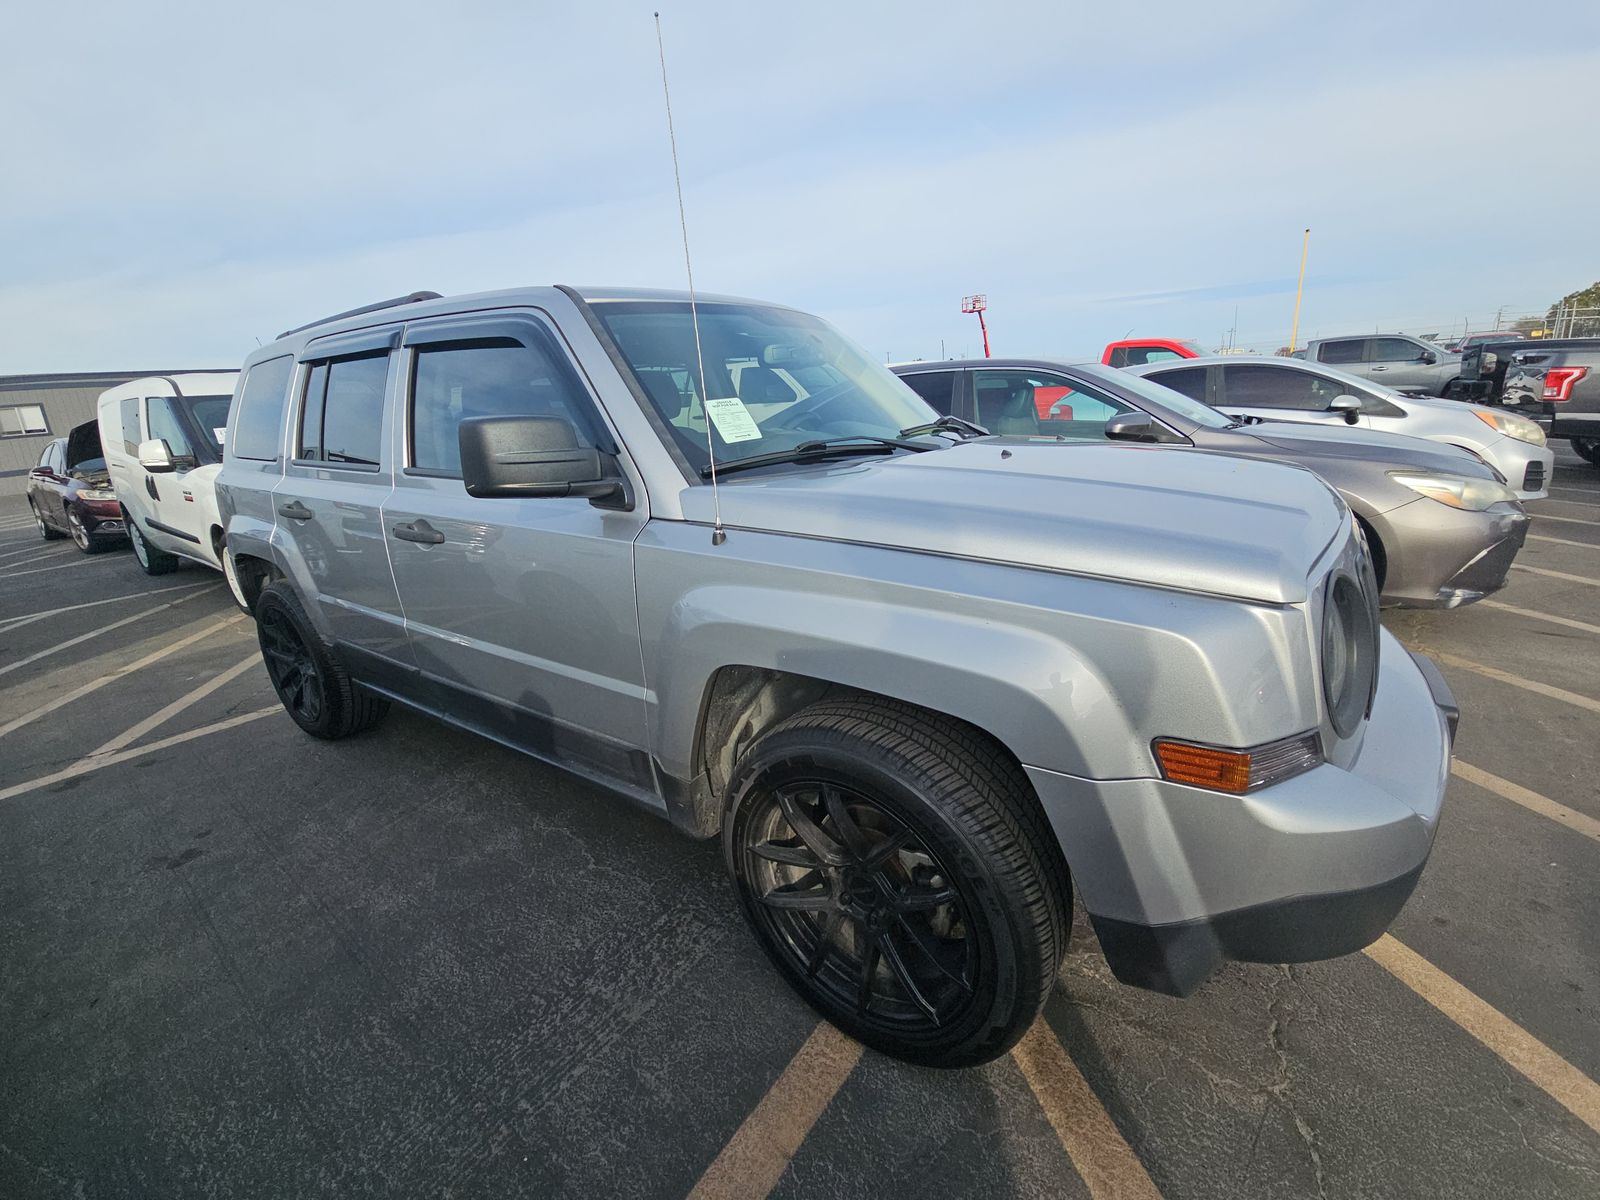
xmin=0 ymin=371 xmax=218 ymax=496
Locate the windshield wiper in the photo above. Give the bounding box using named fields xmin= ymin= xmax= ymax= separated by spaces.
xmin=899 ymin=414 xmax=989 ymax=439
xmin=700 ymin=436 xmax=932 ymax=479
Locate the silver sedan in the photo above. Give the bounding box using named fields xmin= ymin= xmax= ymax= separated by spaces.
xmin=1129 ymin=355 xmax=1554 ymax=499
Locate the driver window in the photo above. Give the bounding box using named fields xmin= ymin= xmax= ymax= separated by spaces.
xmin=1372 ymin=338 xmax=1424 ymax=363
xmin=145 ymin=396 xmax=195 ymax=460
xmin=972 ymin=371 xmax=1132 ymax=439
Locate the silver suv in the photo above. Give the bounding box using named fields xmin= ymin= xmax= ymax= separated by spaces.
xmin=217 ymin=286 xmax=1457 ymax=1067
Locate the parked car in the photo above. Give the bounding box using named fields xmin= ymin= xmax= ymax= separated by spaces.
xmin=1301 ymin=334 xmax=1461 ymax=397
xmin=893 ymin=357 xmax=1528 ymax=609
xmin=25 ymin=420 xmax=126 ymax=553
xmin=1129 ymin=355 xmax=1554 ymax=499
xmin=1101 ymin=338 xmax=1203 ymax=367
xmin=217 ymin=285 xmax=1456 ymax=1067
xmin=97 ymin=372 xmax=247 ymax=603
xmin=1501 ymin=339 xmax=1600 ymax=467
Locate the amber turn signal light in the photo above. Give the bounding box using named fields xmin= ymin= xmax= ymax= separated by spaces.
xmin=1153 ymin=741 xmax=1253 ymax=793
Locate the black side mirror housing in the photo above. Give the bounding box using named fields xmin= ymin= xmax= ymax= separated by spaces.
xmin=1328 ymin=394 xmax=1363 ymax=424
xmin=459 ymin=415 xmax=626 ymax=503
xmin=1104 ymin=412 xmax=1173 ymax=444
xmin=1419 ymin=350 xmax=1437 ymax=365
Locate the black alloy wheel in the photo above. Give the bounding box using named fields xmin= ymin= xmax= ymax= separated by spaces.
xmin=252 ymin=581 xmax=388 ymax=739
xmin=726 ymin=698 xmax=1071 ymax=1068
xmin=740 ymin=779 xmax=978 ymax=1034
xmin=259 ymin=604 xmax=324 ymax=726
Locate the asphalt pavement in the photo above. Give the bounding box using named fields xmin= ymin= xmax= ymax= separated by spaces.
xmin=2 ymin=447 xmax=1597 ymax=1199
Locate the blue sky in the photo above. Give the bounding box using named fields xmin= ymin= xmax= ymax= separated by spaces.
xmin=3 ymin=0 xmax=1596 ymax=371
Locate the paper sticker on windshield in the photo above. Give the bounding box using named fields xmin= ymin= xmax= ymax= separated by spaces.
xmin=704 ymin=397 xmax=763 ymax=443
xmin=213 ymin=428 xmax=227 ymax=445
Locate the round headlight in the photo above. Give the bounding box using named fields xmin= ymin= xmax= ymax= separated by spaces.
xmin=1323 ymin=572 xmax=1378 ymax=738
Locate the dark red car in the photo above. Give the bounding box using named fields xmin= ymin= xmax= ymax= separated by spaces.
xmin=26 ymin=420 xmax=127 ymax=554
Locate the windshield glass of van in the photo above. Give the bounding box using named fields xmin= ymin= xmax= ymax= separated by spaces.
xmin=183 ymin=396 xmax=233 ymax=456
xmin=593 ymin=300 xmax=936 ymax=473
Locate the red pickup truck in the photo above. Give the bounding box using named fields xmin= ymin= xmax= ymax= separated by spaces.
xmin=1101 ymin=339 xmax=1204 ymax=367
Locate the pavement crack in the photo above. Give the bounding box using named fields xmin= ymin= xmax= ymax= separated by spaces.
xmin=1260 ymin=965 xmax=1328 ymax=1200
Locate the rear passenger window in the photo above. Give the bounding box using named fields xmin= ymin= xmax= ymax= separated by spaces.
xmin=1317 ymin=340 xmax=1365 ymax=365
xmin=409 ymin=336 xmax=602 ymax=477
xmin=232 ymin=355 xmax=294 ymax=461
xmin=120 ymin=397 xmax=142 ymax=456
xmin=299 ymin=354 xmax=389 ymax=467
xmin=1150 ymin=367 xmax=1208 ymax=402
xmin=899 ymin=371 xmax=958 ymax=415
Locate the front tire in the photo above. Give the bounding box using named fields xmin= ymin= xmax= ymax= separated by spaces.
xmin=724 ymin=697 xmax=1071 ymax=1068
xmin=255 ymin=581 xmax=388 ymax=739
xmin=1572 ymin=438 xmax=1600 ymax=467
xmin=67 ymin=509 xmax=109 ymax=554
xmin=127 ymin=517 xmax=180 ymax=575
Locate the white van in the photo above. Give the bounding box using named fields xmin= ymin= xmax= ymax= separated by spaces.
xmin=97 ymin=372 xmax=248 ymax=604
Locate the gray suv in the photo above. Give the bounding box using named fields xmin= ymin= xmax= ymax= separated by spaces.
xmin=1303 ymin=333 xmax=1462 ymax=397
xmin=217 ymin=286 xmax=1456 ymax=1067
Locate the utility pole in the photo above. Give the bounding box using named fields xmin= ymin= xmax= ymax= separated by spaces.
xmin=1288 ymin=228 xmax=1310 ymax=354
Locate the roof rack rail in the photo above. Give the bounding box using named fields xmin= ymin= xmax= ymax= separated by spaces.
xmin=277 ymin=291 xmax=443 ymax=340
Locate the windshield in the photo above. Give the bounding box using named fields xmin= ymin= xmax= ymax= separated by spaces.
xmin=593 ymin=301 xmax=936 ymax=473
xmin=1092 ymin=364 xmax=1236 ymax=429
xmin=182 ymin=395 xmax=233 ymax=456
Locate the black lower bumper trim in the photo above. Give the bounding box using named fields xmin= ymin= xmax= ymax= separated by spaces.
xmin=1090 ymin=862 xmax=1427 ymax=997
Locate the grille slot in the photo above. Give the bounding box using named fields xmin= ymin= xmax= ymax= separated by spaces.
xmin=1523 ymin=460 xmax=1546 ymax=492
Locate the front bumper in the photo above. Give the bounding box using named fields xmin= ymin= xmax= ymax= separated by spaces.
xmin=1486 ymin=438 xmax=1554 ymax=500
xmin=1025 ymin=631 xmax=1454 ymax=996
xmin=1375 ymin=500 xmax=1529 ymax=609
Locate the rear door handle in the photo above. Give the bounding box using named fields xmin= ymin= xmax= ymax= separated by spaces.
xmin=278 ymin=501 xmax=313 ymax=521
xmin=391 ymin=519 xmax=445 ymax=545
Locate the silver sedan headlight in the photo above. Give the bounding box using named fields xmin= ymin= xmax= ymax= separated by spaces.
xmin=1471 ymin=408 xmax=1546 ymax=446
xmin=1388 ymin=471 xmax=1520 ymax=511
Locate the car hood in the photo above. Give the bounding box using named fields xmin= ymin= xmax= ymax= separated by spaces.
xmin=1236 ymin=421 xmax=1494 ymax=475
xmin=678 ymin=440 xmax=1348 ymax=605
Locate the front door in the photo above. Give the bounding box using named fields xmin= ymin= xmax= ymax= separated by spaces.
xmin=141 ymin=393 xmax=211 ymax=548
xmin=382 ymin=311 xmax=651 ymax=788
xmin=1365 ymin=337 xmax=1432 ymax=392
xmin=273 ymin=331 xmax=414 ymax=678
xmin=1215 ymin=363 xmax=1372 ymax=428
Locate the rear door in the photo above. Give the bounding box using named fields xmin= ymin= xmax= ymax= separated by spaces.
xmin=1214 ymin=363 xmax=1372 ymax=428
xmin=382 ymin=311 xmax=652 ymax=786
xmin=29 ymin=440 xmax=67 ymax=526
xmin=273 ymin=328 xmax=414 ymax=681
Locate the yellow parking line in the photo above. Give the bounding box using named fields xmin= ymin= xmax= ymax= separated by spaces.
xmin=686 ymin=1020 xmax=862 ymax=1200
xmin=1453 ymin=761 xmax=1600 ymax=844
xmin=1430 ymin=651 xmax=1600 ymax=715
xmin=1365 ymin=936 xmax=1600 ymax=1136
xmin=1528 ymin=534 xmax=1600 ymax=551
xmin=1512 ymin=564 xmax=1600 ymax=587
xmin=0 ymin=706 xmax=281 ymax=803
xmin=1014 ymin=1019 xmax=1164 ymax=1200
xmin=1478 ymin=600 xmax=1600 ymax=637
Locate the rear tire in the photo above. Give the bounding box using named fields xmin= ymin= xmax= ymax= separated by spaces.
xmin=127 ymin=517 xmax=180 ymax=575
xmin=724 ymin=697 xmax=1071 ymax=1068
xmin=31 ymin=501 xmax=64 ymax=540
xmin=1572 ymin=438 xmax=1600 ymax=467
xmin=255 ymin=581 xmax=388 ymax=739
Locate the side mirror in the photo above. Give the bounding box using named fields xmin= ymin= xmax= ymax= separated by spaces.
xmin=1104 ymin=412 xmax=1168 ymax=444
xmin=1419 ymin=350 xmax=1438 ymax=365
xmin=138 ymin=438 xmax=176 ymax=473
xmin=459 ymin=415 xmax=624 ymax=501
xmin=1328 ymin=394 xmax=1362 ymax=425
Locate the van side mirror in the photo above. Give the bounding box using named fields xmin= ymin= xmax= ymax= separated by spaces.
xmin=138 ymin=438 xmax=176 ymax=473
xmin=459 ymin=415 xmax=625 ymax=502
xmin=1104 ymin=412 xmax=1171 ymax=444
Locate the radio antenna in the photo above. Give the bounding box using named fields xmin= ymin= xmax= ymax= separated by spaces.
xmin=654 ymin=11 xmax=725 ymax=546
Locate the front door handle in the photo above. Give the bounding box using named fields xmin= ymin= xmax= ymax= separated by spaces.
xmin=278 ymin=501 xmax=313 ymax=521
xmin=391 ymin=519 xmax=445 ymax=545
